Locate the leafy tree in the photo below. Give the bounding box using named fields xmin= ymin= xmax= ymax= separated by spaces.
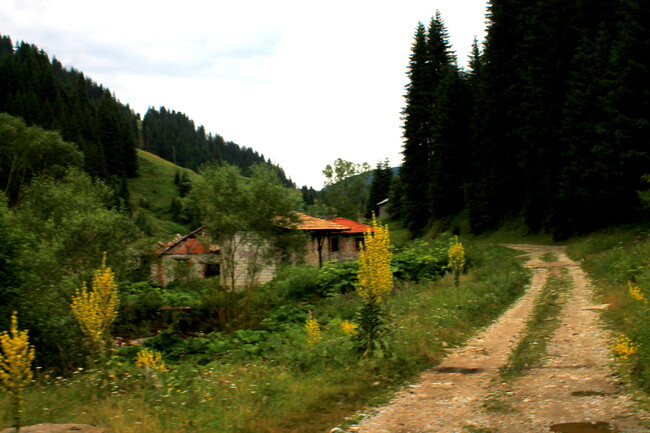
xmin=0 ymin=113 xmax=83 ymax=205
xmin=0 ymin=193 xmax=22 ymax=313
xmin=1 ymin=168 xmax=140 ymax=371
xmin=186 ymin=163 xmax=303 ymax=291
xmin=320 ymin=158 xmax=371 ymax=220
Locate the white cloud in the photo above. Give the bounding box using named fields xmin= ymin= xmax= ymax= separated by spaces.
xmin=0 ymin=0 xmax=488 ymax=188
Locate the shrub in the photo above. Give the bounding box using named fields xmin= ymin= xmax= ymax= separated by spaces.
xmin=317 ymin=261 xmax=359 ymax=295
xmin=270 ymin=264 xmax=320 ymax=301
xmin=392 ymin=239 xmax=449 ymax=282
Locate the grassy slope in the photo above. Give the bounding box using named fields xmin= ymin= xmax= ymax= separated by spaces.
xmin=128 ymin=149 xmax=201 ymax=238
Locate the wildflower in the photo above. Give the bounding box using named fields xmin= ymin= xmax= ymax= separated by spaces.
xmin=357 ymin=216 xmax=393 ymax=304
xmin=612 ymin=335 xmax=638 ymax=360
xmin=628 ymin=282 xmax=648 ymax=304
xmin=0 ymin=312 xmax=36 ymax=432
xmin=448 ymin=236 xmax=466 ymax=278
xmin=135 ymin=348 xmax=168 ymax=373
xmin=341 ymin=320 xmax=358 ymax=337
xmin=448 ymin=236 xmax=466 ymax=306
xmin=305 ymin=311 xmax=322 ymax=346
xmin=355 ymin=216 xmax=393 ymax=358
xmin=71 ymin=253 xmax=119 ymax=349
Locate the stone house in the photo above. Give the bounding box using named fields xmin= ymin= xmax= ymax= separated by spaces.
xmin=152 ymin=213 xmax=373 ymax=287
xmin=326 ymin=217 xmax=374 ymax=263
xmin=152 ymin=228 xmax=220 ymax=286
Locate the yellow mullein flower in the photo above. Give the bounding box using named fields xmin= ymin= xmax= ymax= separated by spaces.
xmin=628 ymin=281 xmax=648 ymax=304
xmin=305 ymin=311 xmax=322 ymax=346
xmin=448 ymin=235 xmax=466 ymax=277
xmin=135 ymin=348 xmax=168 ymax=373
xmin=71 ymin=253 xmax=119 ymax=349
xmin=612 ymin=335 xmax=638 ymax=360
xmin=357 ymin=216 xmax=393 ymax=304
xmin=340 ymin=320 xmax=358 ymax=337
xmin=448 ymin=236 xmax=466 ymax=306
xmin=0 ymin=311 xmax=36 ymax=432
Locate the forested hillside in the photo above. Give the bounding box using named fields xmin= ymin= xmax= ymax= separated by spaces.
xmin=142 ymin=107 xmax=294 ymax=187
xmin=0 ymin=35 xmax=138 ymax=186
xmin=0 ymin=34 xmax=293 ymax=193
xmin=393 ymin=1 xmax=650 ymax=238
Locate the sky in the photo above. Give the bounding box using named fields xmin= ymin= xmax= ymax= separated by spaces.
xmin=1 ymin=0 xmax=489 ymax=189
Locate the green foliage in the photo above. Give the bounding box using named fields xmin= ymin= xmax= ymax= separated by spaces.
xmin=0 ymin=193 xmax=22 ymax=307
xmin=320 ymin=158 xmax=371 ymax=220
xmin=0 ymin=169 xmax=141 ymax=372
xmin=0 ymin=113 xmax=83 ymax=204
xmin=366 ymin=159 xmax=393 ymax=218
xmin=15 ymin=169 xmax=140 ymax=284
xmin=353 ymin=301 xmax=389 ymax=360
xmin=391 ymin=239 xmax=449 ymax=282
xmin=396 ymin=3 xmax=650 ymax=237
xmin=567 ymin=231 xmax=650 ymax=391
xmin=316 ymin=261 xmax=359 ymax=296
xmin=187 ymin=163 xmax=303 ymax=290
xmin=398 ymin=15 xmax=458 ymax=232
xmin=0 ymin=36 xmax=138 ymax=180
xmin=127 ymin=150 xmax=200 ymax=237
xmin=269 ymin=264 xmax=320 ymax=301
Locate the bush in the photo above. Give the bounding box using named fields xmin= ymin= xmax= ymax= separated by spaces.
xmin=392 ymin=239 xmax=449 ymax=282
xmin=317 ymin=261 xmax=359 ymax=295
xmin=270 ymin=264 xmax=321 ymax=301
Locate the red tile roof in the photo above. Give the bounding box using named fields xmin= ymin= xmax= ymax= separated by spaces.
xmin=329 ymin=217 xmax=374 ymax=234
xmin=295 ymin=212 xmax=350 ymax=231
xmin=158 ymin=228 xmax=219 ymax=255
xmin=168 ymin=237 xmax=211 ymax=254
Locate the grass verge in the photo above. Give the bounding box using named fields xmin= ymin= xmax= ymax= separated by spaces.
xmin=566 ymin=228 xmax=650 ymax=394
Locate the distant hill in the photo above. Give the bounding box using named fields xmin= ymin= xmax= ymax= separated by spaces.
xmin=142 ymin=107 xmax=294 ymax=188
xmin=0 ymin=33 xmax=295 ymax=194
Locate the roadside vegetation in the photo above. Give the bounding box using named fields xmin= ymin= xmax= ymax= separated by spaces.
xmin=567 ymin=228 xmax=650 ymax=393
xmin=0 ymin=234 xmax=529 ymax=433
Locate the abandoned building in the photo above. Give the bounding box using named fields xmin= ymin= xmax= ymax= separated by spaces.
xmin=152 ymin=213 xmax=373 ymax=287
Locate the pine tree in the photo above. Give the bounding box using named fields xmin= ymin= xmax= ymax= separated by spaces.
xmin=400 ymin=14 xmax=456 ymax=232
xmin=366 ymin=159 xmax=393 ymax=218
xmin=468 ymin=0 xmax=527 ymax=232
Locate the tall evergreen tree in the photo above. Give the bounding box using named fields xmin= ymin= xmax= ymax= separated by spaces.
xmin=400 ymin=14 xmax=456 ymax=232
xmin=468 ymin=0 xmax=527 ymax=232
xmin=366 ymin=159 xmax=393 ymax=218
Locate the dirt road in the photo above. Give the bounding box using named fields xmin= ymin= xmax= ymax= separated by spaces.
xmin=355 ymin=245 xmax=650 ymax=433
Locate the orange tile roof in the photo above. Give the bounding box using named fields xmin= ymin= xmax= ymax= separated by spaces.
xmin=295 ymin=212 xmax=350 ymax=231
xmin=329 ymin=217 xmax=374 ymax=234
